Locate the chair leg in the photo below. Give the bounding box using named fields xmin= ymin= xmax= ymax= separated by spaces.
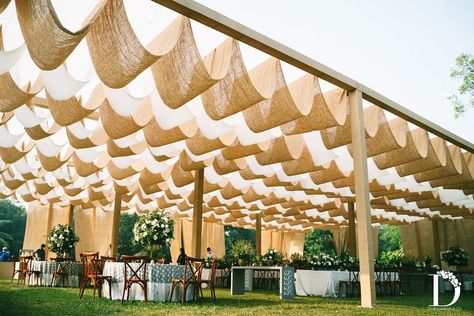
xmin=143 ymin=283 xmax=148 ymax=304
xmin=168 ymin=283 xmax=175 ymax=302
xmin=182 ymin=284 xmax=187 ymax=305
xmin=121 ymin=283 xmax=126 ymax=304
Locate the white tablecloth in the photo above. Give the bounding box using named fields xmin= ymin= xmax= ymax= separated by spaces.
xmin=102 ymin=262 xmax=194 ymax=302
xmin=295 ymin=270 xmax=349 ymax=297
xmin=295 ymin=270 xmax=399 ymax=297
xmin=15 ymin=261 xmax=82 ymax=287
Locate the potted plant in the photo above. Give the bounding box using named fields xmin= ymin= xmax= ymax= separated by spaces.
xmin=133 ymin=211 xmax=174 ymax=259
xmin=442 ymin=246 xmax=469 ymax=271
xmin=47 ymin=224 xmax=79 ymax=258
xmin=231 ymin=240 xmax=255 ymax=266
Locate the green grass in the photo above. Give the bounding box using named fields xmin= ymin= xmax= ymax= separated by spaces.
xmin=0 ymin=279 xmax=472 ymax=315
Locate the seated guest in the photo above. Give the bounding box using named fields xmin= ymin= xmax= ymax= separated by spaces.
xmin=177 ymin=248 xmax=186 ymax=265
xmin=0 ymin=247 xmax=10 ymax=262
xmin=33 ymin=244 xmax=46 ymax=261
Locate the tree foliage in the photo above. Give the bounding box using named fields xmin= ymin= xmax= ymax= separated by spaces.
xmin=224 ymin=226 xmax=255 ymax=255
xmin=449 ymin=53 xmax=474 ymax=118
xmin=377 ymin=225 xmax=401 ymax=256
xmin=0 ymin=200 xmax=26 ymax=256
xmin=304 ymin=229 xmax=336 ymax=256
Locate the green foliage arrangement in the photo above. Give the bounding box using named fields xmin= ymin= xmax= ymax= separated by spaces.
xmin=231 ymin=239 xmax=255 ymax=264
xmin=261 ymin=248 xmax=284 ymax=266
xmin=288 ymin=253 xmax=310 ymax=270
xmin=47 ymin=224 xmax=79 ymax=256
xmin=442 ymin=246 xmax=469 ymax=267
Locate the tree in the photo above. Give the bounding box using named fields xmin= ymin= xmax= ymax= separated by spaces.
xmin=0 ymin=200 xmax=26 ymax=256
xmin=449 ymin=53 xmax=474 ymax=118
xmin=377 ymin=225 xmax=401 ymax=256
xmin=304 ymin=229 xmax=336 ymax=255
xmin=224 ymin=226 xmax=255 ymax=256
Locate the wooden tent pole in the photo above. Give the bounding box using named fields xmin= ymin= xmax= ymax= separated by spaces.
xmin=432 ymin=219 xmax=441 ymax=266
xmin=256 ymin=212 xmax=262 ymax=256
xmin=348 ymin=202 xmax=357 ymax=257
xmin=68 ymin=205 xmax=74 ymax=227
xmin=192 ymin=168 xmax=204 ymax=258
xmin=350 ymin=89 xmax=376 ymax=307
xmin=111 ymin=195 xmax=122 ymax=257
xmin=45 ymin=203 xmax=54 ymax=260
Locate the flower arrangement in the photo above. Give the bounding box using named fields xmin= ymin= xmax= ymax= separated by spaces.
xmin=231 ymin=240 xmax=255 ymax=265
xmin=262 ymin=248 xmax=284 ymax=266
xmin=338 ymin=252 xmax=359 ymax=270
xmin=309 ymin=253 xmax=338 ymax=270
xmin=133 ymin=211 xmax=174 ymax=257
xmin=442 ymin=246 xmax=469 ymax=267
xmin=47 ymin=224 xmax=79 ymax=257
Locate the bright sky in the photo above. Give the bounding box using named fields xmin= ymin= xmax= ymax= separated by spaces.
xmin=197 ymin=0 xmax=474 ymax=144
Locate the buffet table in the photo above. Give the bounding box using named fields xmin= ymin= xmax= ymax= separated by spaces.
xmin=231 ymin=266 xmax=295 ymax=299
xmin=102 ymin=262 xmax=193 ymax=302
xmin=295 ymin=270 xmax=399 ymax=297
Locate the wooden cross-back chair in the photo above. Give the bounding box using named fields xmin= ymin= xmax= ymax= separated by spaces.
xmin=14 ymin=255 xmax=41 ymax=285
xmin=197 ymin=259 xmax=219 ymax=302
xmin=121 ymin=255 xmax=149 ymax=304
xmin=338 ymin=268 xmax=360 ymax=297
xmin=51 ymin=257 xmax=72 ymax=287
xmin=100 ymin=256 xmax=118 ymax=262
xmin=79 ymin=252 xmax=112 ymax=299
xmin=169 ymin=256 xmax=205 ymax=304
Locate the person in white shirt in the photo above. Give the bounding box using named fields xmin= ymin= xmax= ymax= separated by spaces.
xmin=206 ymin=247 xmax=215 ymax=259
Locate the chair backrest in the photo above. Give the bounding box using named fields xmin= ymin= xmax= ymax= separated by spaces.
xmin=51 ymin=257 xmax=72 ymax=274
xmin=209 ymin=259 xmax=219 ymax=284
xmin=19 ymin=255 xmax=33 ymax=272
xmin=183 ymin=256 xmax=205 ymax=283
xmin=80 ymin=252 xmax=100 ymax=277
xmin=101 ymin=256 xmax=118 ymax=262
xmin=348 ymin=268 xmax=359 ymax=283
xmin=122 ymin=255 xmax=148 ymax=282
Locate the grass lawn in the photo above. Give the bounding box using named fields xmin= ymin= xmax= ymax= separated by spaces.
xmin=0 ymin=279 xmax=472 ymax=315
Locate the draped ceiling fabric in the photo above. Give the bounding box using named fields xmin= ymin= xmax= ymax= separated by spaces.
xmin=0 ymin=0 xmax=472 ymax=252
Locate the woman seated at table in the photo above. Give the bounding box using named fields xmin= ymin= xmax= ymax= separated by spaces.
xmin=33 ymin=244 xmax=46 ymax=261
xmin=177 ymin=248 xmax=186 ymax=265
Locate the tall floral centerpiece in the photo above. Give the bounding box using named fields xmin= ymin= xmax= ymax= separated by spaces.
xmin=133 ymin=211 xmax=174 ymax=259
xmin=47 ymin=224 xmax=79 ymax=258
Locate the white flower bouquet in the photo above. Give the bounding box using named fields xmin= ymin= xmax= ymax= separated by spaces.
xmin=133 ymin=211 xmax=174 ymax=254
xmin=47 ymin=224 xmax=79 ymax=256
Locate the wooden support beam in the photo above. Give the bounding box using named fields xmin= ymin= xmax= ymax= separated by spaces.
xmin=45 ymin=203 xmax=54 ymax=260
xmin=350 ymin=89 xmax=376 ymax=307
xmin=348 ymin=202 xmax=357 ymax=257
xmin=192 ymin=168 xmax=204 ymax=258
xmin=111 ymin=195 xmax=122 ymax=257
xmin=432 ymin=219 xmax=441 ymax=266
xmin=256 ymin=212 xmax=262 ymax=256
xmin=414 ymin=221 xmax=423 ymax=260
xmin=68 ymin=205 xmax=74 ymax=227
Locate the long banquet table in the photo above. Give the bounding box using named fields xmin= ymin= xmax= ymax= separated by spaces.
xmin=102 ymin=262 xmax=193 ymax=302
xmin=15 ymin=260 xmax=82 ymax=287
xmin=295 ymin=270 xmax=399 ymax=297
